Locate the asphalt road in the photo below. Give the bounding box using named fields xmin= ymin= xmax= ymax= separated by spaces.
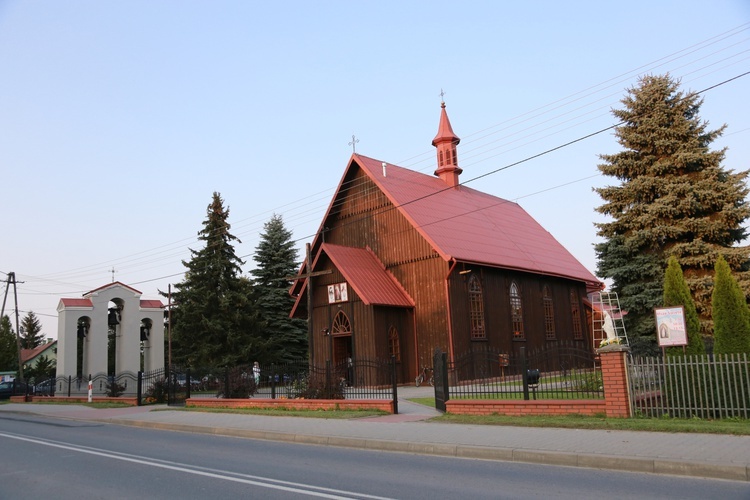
xmin=1 ymin=413 xmax=748 ymax=499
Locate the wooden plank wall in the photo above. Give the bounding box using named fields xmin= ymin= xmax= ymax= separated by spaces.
xmin=448 ymin=267 xmax=592 ymax=356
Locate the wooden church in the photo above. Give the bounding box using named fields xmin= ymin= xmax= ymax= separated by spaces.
xmin=290 ymin=101 xmax=602 ymax=384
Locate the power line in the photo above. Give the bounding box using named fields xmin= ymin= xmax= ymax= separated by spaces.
xmin=15 ymin=30 xmax=750 ymax=295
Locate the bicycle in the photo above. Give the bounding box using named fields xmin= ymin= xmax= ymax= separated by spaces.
xmin=415 ymin=366 xmax=434 ymax=387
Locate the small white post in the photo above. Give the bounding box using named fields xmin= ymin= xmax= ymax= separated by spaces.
xmin=87 ymin=378 xmax=93 ymax=403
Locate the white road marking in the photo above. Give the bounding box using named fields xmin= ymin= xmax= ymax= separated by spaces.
xmin=0 ymin=431 xmax=394 ymax=500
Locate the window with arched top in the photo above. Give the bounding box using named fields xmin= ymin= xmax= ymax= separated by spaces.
xmin=388 ymin=326 xmax=401 ymax=362
xmin=543 ymin=286 xmax=556 ymax=340
xmin=570 ymin=289 xmax=583 ymax=340
xmin=332 ymin=311 xmax=351 ymax=335
xmin=468 ymin=275 xmax=486 ymax=340
xmin=446 ymin=149 xmax=452 ymax=165
xmin=452 ymin=147 xmax=458 ymax=165
xmin=510 ymin=281 xmax=525 ymax=340
xmin=439 ymin=150 xmax=444 ymax=167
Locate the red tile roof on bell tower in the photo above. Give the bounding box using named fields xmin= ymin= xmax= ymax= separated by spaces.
xmin=432 ymin=101 xmax=462 ymax=187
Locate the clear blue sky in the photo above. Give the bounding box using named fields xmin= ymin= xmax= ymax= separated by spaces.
xmin=1 ymin=1 xmax=749 ymax=339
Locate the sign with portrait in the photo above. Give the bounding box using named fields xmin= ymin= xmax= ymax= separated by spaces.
xmin=327 ymin=282 xmax=348 ymax=304
xmin=654 ymin=306 xmax=688 ymax=347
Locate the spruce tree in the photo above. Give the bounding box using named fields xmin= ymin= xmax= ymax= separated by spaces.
xmin=250 ymin=214 xmax=308 ymax=363
xmin=0 ymin=315 xmax=18 ymax=372
xmin=712 ymin=255 xmax=750 ymax=354
xmin=595 ymin=74 xmax=750 ymax=351
xmin=169 ymin=192 xmax=259 ymax=368
xmin=26 ymin=355 xmax=56 ymax=383
xmin=20 ymin=311 xmax=44 ymax=349
xmin=662 ymin=255 xmax=704 ymax=356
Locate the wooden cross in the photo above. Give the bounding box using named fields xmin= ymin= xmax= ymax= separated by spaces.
xmin=288 ymin=243 xmax=331 ymax=365
xmin=348 ymin=134 xmax=359 ymax=153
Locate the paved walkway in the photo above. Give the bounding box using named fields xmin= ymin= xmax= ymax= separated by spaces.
xmin=2 ymin=387 xmax=748 ymax=482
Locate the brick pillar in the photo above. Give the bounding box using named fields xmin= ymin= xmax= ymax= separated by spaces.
xmin=597 ymin=345 xmax=631 ymax=418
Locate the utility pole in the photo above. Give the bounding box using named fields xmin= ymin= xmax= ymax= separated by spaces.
xmin=1 ymin=272 xmax=25 ymax=382
xmin=168 ymin=284 xmax=172 ymax=372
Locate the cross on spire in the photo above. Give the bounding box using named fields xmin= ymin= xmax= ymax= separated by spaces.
xmin=348 ymin=134 xmax=359 ymax=153
xmin=439 ymin=88 xmax=446 ymax=103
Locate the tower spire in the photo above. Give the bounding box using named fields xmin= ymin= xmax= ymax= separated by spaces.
xmin=432 ymin=98 xmax=462 ymax=188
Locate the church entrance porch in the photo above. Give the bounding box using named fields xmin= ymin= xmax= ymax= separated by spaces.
xmin=332 ymin=334 xmax=353 ymax=386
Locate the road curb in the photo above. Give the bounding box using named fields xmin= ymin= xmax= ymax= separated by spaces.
xmin=101 ymin=418 xmax=749 ymax=482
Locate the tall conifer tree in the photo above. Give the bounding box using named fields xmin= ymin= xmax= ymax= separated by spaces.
xmin=595 ymin=74 xmax=750 ymax=351
xmin=169 ymin=192 xmax=259 ymax=367
xmin=251 ymin=214 xmax=307 ymax=363
xmin=712 ymin=255 xmax=750 ymax=354
xmin=0 ymin=315 xmax=18 ymax=372
xmin=662 ymin=256 xmax=704 ymax=356
xmin=20 ymin=311 xmax=44 ymax=349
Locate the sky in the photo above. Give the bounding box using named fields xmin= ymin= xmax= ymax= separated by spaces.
xmin=1 ymin=1 xmax=749 ymax=340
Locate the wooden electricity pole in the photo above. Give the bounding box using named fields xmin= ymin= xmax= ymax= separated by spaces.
xmin=0 ymin=272 xmax=25 ymax=382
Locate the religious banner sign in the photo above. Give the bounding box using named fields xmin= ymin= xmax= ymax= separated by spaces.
xmin=654 ymin=306 xmax=688 ymax=347
xmin=327 ymin=283 xmax=348 ymax=304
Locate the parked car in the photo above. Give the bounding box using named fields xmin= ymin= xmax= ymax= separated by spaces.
xmin=0 ymin=380 xmax=28 ymax=399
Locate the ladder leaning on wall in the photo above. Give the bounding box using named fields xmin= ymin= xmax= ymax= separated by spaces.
xmin=591 ymin=291 xmax=629 ymax=350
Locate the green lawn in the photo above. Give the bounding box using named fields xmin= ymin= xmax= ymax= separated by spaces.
xmin=168 ymin=406 xmax=388 ymax=419
xmin=5 ymin=397 xmax=748 ymax=434
xmin=409 ymin=398 xmax=750 ymax=435
xmin=10 ymin=400 xmax=133 ymax=409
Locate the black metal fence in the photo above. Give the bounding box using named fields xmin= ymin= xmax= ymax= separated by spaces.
xmin=629 ymin=353 xmax=750 ymax=419
xmin=135 ymin=358 xmax=397 ymax=407
xmin=184 ymin=358 xmax=396 ymax=401
xmin=442 ymin=342 xmax=603 ymax=401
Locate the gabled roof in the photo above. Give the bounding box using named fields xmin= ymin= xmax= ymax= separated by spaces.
xmin=58 ymin=298 xmax=93 ymax=309
xmin=320 ymin=244 xmax=414 ymax=307
xmin=84 ymin=281 xmax=142 ymax=297
xmin=21 ymin=341 xmax=57 ymax=364
xmin=300 ymin=154 xmax=601 ymax=291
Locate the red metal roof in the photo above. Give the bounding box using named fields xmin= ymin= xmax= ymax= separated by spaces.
xmin=140 ymin=299 xmax=164 ymax=309
xmin=21 ymin=341 xmax=57 ymax=364
xmin=320 ymin=244 xmax=414 ymax=307
xmin=59 ymin=298 xmax=93 ymax=308
xmin=349 ymin=154 xmax=600 ymax=290
xmin=432 ymin=102 xmax=460 ymax=147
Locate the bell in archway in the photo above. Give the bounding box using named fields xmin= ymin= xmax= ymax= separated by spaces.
xmin=108 ymin=308 xmax=120 ymax=326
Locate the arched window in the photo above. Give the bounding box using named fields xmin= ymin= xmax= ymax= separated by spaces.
xmin=439 ymin=150 xmax=444 ymax=167
xmin=469 ymin=275 xmax=486 ymax=340
xmin=446 ymin=149 xmax=452 ymax=165
xmin=452 ymin=147 xmax=458 ymax=165
xmin=543 ymin=286 xmax=556 ymax=340
xmin=570 ymin=289 xmax=583 ymax=340
xmin=332 ymin=311 xmax=351 ymax=335
xmin=388 ymin=326 xmax=400 ymax=362
xmin=510 ymin=281 xmax=524 ymax=340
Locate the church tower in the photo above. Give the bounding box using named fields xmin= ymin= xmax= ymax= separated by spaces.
xmin=432 ymin=100 xmax=462 ymax=188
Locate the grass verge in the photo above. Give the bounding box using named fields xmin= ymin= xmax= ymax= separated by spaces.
xmin=168 ymin=406 xmax=388 ymax=419
xmin=408 ymin=398 xmax=750 ymax=435
xmin=22 ymin=400 xmax=133 ymax=409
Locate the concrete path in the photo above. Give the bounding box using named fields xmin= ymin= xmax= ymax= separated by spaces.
xmin=2 ymin=388 xmax=748 ymax=482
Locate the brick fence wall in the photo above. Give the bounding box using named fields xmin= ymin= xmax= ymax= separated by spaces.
xmin=187 ymin=398 xmax=394 ymax=413
xmin=445 ymin=345 xmax=632 ymax=418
